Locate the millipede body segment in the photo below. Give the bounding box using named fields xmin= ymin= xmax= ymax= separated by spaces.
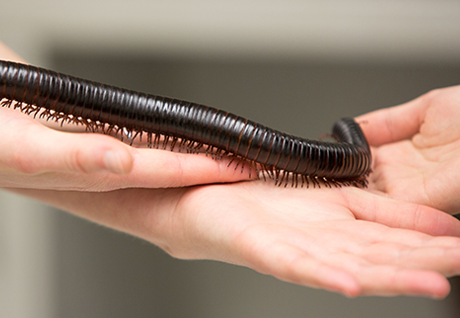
xmin=0 ymin=59 xmax=371 ymax=187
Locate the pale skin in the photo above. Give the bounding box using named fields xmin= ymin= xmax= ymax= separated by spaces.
xmin=2 ymin=41 xmax=460 ymax=298
xmin=357 ymin=88 xmax=460 ymax=215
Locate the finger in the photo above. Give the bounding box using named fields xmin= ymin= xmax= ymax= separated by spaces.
xmin=5 ymin=134 xmax=252 ymax=190
xmin=325 ymin=252 xmax=450 ymax=298
xmin=2 ymin=117 xmax=134 ymax=175
xmin=127 ymin=148 xmax=254 ymax=188
xmin=2 ymin=109 xmax=253 ymax=189
xmin=0 ymin=47 xmax=128 ymax=176
xmin=356 ymin=93 xmax=430 ymax=146
xmin=48 ymin=142 xmax=255 ymax=190
xmin=359 ymin=266 xmax=450 ymax=298
xmin=344 ymin=188 xmax=460 ymax=237
xmin=360 ymin=241 xmax=460 ymax=277
xmin=248 ymin=243 xmax=361 ymax=297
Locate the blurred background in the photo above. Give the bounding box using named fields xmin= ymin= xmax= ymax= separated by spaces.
xmin=2 ymin=0 xmax=460 ymax=317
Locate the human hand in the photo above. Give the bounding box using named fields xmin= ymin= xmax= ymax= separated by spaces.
xmin=0 ymin=42 xmax=249 ymax=191
xmin=357 ymin=86 xmax=460 ymax=214
xmin=6 ymin=40 xmax=460 ymax=299
xmin=13 ymin=181 xmax=460 ymax=298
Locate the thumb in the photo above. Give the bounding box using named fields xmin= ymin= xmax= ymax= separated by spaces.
xmin=356 ymin=92 xmax=430 ymax=146
xmin=1 ymin=111 xmax=133 ymax=175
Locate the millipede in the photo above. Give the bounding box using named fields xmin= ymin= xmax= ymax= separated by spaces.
xmin=0 ymin=59 xmax=371 ymax=188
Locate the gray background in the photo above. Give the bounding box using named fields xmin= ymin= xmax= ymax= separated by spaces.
xmin=2 ymin=0 xmax=460 ymax=317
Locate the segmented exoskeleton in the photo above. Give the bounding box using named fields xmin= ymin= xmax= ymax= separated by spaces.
xmin=0 ymin=60 xmax=371 ymax=187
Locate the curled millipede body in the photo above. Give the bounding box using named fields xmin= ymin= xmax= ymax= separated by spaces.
xmin=0 ymin=59 xmax=371 ymax=187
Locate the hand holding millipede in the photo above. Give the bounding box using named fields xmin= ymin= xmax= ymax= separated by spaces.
xmin=358 ymin=86 xmax=460 ymax=215
xmin=0 ymin=106 xmax=257 ymax=190
xmin=0 ymin=41 xmax=254 ymax=190
xmin=4 ymin=41 xmax=460 ymax=299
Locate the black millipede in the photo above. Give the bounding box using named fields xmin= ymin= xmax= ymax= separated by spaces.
xmin=0 ymin=59 xmax=371 ymax=187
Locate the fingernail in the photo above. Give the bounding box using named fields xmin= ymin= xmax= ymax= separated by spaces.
xmin=103 ymin=151 xmax=126 ymax=174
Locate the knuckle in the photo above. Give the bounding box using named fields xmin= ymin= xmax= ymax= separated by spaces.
xmin=10 ymin=149 xmax=40 ymax=174
xmin=67 ymin=148 xmax=88 ymax=173
xmin=422 ymin=88 xmax=441 ymax=102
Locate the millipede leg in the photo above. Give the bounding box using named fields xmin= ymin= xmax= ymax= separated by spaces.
xmin=0 ymin=60 xmax=371 ymax=188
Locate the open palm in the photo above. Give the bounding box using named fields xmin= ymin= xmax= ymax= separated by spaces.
xmin=14 ymin=180 xmax=460 ymax=298
xmin=173 ymin=182 xmax=460 ymax=298
xmin=359 ymin=86 xmax=460 ymax=214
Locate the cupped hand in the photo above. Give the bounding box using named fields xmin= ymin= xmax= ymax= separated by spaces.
xmin=358 ymin=86 xmax=460 ymax=214
xmin=13 ymin=181 xmax=460 ymax=298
